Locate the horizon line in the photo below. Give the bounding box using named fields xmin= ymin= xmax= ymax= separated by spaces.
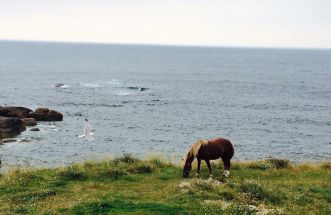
xmin=1 ymin=38 xmax=330 ymax=51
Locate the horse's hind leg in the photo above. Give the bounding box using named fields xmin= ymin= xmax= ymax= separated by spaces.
xmin=222 ymin=158 xmax=231 ymax=178
xmin=225 ymin=159 xmax=231 ymax=170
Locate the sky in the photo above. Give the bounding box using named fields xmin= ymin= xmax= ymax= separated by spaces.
xmin=1 ymin=0 xmax=331 ymax=48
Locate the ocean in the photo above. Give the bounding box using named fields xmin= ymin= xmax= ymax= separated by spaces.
xmin=0 ymin=41 xmax=330 ymax=169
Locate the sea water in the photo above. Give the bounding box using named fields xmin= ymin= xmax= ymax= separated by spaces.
xmin=0 ymin=41 xmax=330 ymax=169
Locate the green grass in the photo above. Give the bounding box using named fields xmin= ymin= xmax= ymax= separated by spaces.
xmin=0 ymin=156 xmax=330 ymax=214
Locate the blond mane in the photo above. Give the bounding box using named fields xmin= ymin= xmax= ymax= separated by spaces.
xmin=183 ymin=139 xmax=208 ymax=165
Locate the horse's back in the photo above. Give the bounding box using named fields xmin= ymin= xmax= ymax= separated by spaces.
xmin=201 ymin=138 xmax=234 ymax=160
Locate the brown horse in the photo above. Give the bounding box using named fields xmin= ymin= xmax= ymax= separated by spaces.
xmin=182 ymin=138 xmax=234 ymax=178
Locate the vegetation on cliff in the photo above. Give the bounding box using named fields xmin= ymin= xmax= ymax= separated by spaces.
xmin=0 ymin=155 xmax=330 ymax=214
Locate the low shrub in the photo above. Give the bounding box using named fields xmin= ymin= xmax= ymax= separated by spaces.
xmin=126 ymin=162 xmax=155 ymax=174
xmin=104 ymin=168 xmax=128 ymax=180
xmin=320 ymin=162 xmax=331 ymax=170
xmin=113 ymin=154 xmax=139 ymax=164
xmin=266 ymin=158 xmax=289 ymax=169
xmin=60 ymin=166 xmax=86 ymax=180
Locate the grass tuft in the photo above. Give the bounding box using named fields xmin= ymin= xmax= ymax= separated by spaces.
xmin=103 ymin=168 xmax=128 ymax=179
xmin=239 ymin=180 xmax=286 ymax=204
xmin=247 ymin=161 xmax=273 ymax=170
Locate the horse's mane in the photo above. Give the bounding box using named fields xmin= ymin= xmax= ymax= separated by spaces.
xmin=183 ymin=139 xmax=208 ymax=164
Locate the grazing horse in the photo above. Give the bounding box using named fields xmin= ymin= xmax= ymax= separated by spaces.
xmin=182 ymin=138 xmax=234 ymax=178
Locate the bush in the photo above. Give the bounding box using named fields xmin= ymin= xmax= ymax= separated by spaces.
xmin=105 ymin=168 xmax=128 ymax=180
xmin=266 ymin=158 xmax=289 ymax=169
xmin=320 ymin=162 xmax=331 ymax=170
xmin=135 ymin=163 xmax=155 ymax=174
xmin=127 ymin=162 xmax=155 ymax=174
xmin=113 ymin=154 xmax=139 ymax=164
xmin=60 ymin=166 xmax=86 ymax=180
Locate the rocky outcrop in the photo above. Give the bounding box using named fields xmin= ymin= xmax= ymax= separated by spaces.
xmin=0 ymin=106 xmax=33 ymax=118
xmin=21 ymin=118 xmax=37 ymax=126
xmin=0 ymin=116 xmax=25 ymax=139
xmin=0 ymin=106 xmax=63 ymax=122
xmin=29 ymin=108 xmax=63 ymax=121
xmin=0 ymin=106 xmax=63 ymax=139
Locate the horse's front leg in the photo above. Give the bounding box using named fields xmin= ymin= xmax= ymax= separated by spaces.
xmin=205 ymin=160 xmax=213 ymax=177
xmin=195 ymin=158 xmax=201 ymax=177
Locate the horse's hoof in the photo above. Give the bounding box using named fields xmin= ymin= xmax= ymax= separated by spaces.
xmin=195 ymin=173 xmax=200 ymax=177
xmin=223 ymin=171 xmax=230 ymax=178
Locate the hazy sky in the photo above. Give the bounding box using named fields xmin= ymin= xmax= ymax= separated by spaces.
xmin=1 ymin=0 xmax=331 ymax=48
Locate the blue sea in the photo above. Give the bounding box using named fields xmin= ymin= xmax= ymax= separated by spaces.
xmin=0 ymin=41 xmax=330 ymax=169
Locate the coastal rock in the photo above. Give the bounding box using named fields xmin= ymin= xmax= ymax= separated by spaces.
xmin=0 ymin=116 xmax=25 ymax=139
xmin=0 ymin=106 xmax=33 ymax=118
xmin=0 ymin=138 xmax=17 ymax=144
xmin=29 ymin=108 xmax=63 ymax=121
xmin=0 ymin=106 xmax=63 ymax=139
xmin=35 ymin=108 xmax=49 ymax=114
xmin=127 ymin=87 xmax=149 ymax=91
xmin=30 ymin=128 xmax=40 ymax=131
xmin=21 ymin=118 xmax=37 ymax=126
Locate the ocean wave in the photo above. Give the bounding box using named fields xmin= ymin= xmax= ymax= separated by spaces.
xmin=109 ymin=79 xmax=122 ymax=85
xmin=59 ymin=102 xmax=123 ymax=108
xmin=78 ymin=83 xmax=100 ymax=88
xmin=112 ymin=91 xmax=134 ymax=96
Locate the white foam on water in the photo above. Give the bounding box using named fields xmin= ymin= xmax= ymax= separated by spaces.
xmin=112 ymin=90 xmax=134 ymax=96
xmin=109 ymin=79 xmax=122 ymax=85
xmin=79 ymin=83 xmax=100 ymax=88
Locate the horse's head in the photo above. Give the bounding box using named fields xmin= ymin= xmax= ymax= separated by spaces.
xmin=182 ymin=160 xmax=192 ymax=177
xmin=182 ymin=148 xmax=194 ymax=177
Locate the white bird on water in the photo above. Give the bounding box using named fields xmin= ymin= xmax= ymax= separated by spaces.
xmin=79 ymin=119 xmax=94 ymax=141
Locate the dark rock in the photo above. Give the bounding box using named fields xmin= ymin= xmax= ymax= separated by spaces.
xmin=45 ymin=110 xmax=63 ymax=121
xmin=19 ymin=139 xmax=29 ymax=143
xmin=21 ymin=118 xmax=37 ymax=126
xmin=35 ymin=108 xmax=49 ymax=114
xmin=0 ymin=116 xmax=25 ymax=139
xmin=127 ymin=87 xmax=149 ymax=91
xmin=29 ymin=112 xmax=45 ymax=121
xmin=30 ymin=128 xmax=40 ymax=131
xmin=0 ymin=106 xmax=33 ymax=118
xmin=0 ymin=138 xmax=17 ymax=144
xmin=0 ymin=106 xmax=63 ymax=139
xmin=29 ymin=108 xmax=63 ymax=121
xmin=55 ymin=83 xmax=64 ymax=88
xmin=0 ymin=116 xmax=21 ymax=128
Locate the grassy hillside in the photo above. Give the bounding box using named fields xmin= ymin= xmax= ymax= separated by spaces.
xmin=0 ymin=155 xmax=330 ymax=214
